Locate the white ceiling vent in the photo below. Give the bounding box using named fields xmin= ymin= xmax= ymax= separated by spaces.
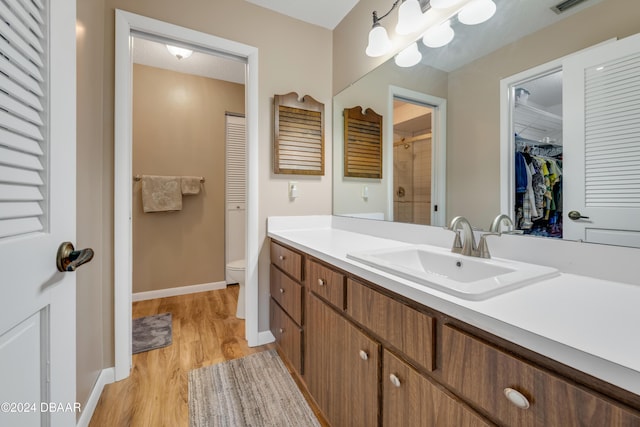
xmin=551 ymin=0 xmax=590 ymax=14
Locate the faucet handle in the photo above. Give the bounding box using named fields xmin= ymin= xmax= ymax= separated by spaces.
xmin=477 ymin=232 xmax=500 ymax=259
xmin=451 ymin=231 xmax=463 ymax=254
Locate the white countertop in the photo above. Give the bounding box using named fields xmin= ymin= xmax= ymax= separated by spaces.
xmin=267 ymin=216 xmax=640 ymax=396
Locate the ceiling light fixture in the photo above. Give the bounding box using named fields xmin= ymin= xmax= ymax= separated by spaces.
xmin=166 ymin=45 xmax=193 ymax=60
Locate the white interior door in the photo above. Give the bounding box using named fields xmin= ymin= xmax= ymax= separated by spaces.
xmin=564 ymin=33 xmax=640 ymax=247
xmin=0 ymin=1 xmax=79 ymax=426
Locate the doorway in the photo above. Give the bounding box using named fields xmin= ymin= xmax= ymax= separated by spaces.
xmin=114 ymin=10 xmax=260 ymax=381
xmin=393 ymin=99 xmax=434 ymax=225
xmin=388 ymin=86 xmax=447 ymax=226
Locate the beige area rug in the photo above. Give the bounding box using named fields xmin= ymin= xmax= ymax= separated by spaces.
xmin=188 ymin=350 xmax=321 ymax=427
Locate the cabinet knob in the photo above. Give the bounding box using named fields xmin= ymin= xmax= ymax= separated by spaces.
xmin=389 ymin=374 xmax=401 ymax=388
xmin=279 ymin=255 xmax=285 ymax=261
xmin=279 ymin=288 xmax=285 ymax=293
xmin=503 ymin=387 xmax=530 ymax=409
xmin=359 ymin=350 xmax=369 ymax=361
xmin=278 ymin=328 xmax=284 ymax=334
xmin=318 ymin=278 xmax=325 ymax=286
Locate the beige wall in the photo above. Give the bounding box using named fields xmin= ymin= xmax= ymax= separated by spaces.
xmin=76 ymin=0 xmax=332 ymax=408
xmin=76 ymin=0 xmax=107 ymax=411
xmin=132 ymin=64 xmax=244 ymax=293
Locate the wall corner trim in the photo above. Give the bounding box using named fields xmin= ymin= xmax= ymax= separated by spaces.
xmin=76 ymin=367 xmax=115 ymax=427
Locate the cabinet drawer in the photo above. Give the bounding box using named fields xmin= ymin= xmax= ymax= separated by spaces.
xmin=270 ymin=298 xmax=303 ymax=374
xmin=306 ymin=259 xmax=345 ymax=309
xmin=383 ymin=349 xmax=492 ymax=427
xmin=270 ymin=265 xmax=303 ymax=325
xmin=347 ymin=279 xmax=435 ymax=371
xmin=270 ymin=240 xmax=303 ymax=281
xmin=441 ymin=325 xmax=640 ymax=427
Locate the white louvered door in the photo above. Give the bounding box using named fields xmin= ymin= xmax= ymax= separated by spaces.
xmin=564 ymin=33 xmax=640 ymax=248
xmin=225 ymin=114 xmax=246 ymax=282
xmin=0 ymin=1 xmax=77 ymax=426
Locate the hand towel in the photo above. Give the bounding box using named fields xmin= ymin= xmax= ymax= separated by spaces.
xmin=181 ymin=176 xmax=202 ymax=195
xmin=141 ymin=175 xmax=182 ymax=212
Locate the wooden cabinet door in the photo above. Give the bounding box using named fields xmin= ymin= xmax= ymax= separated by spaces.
xmin=383 ymin=350 xmax=492 ymax=427
xmin=306 ymin=292 xmax=379 ymax=427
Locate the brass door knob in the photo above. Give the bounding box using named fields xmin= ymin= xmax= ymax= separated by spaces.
xmin=56 ymin=242 xmax=94 ymax=272
xmin=568 ymin=210 xmax=589 ymax=220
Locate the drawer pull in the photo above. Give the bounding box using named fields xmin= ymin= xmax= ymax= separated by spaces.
xmin=318 ymin=278 xmax=326 ymax=286
xmin=279 ymin=288 xmax=285 ymax=293
xmin=278 ymin=328 xmax=284 ymax=334
xmin=278 ymin=255 xmax=285 ymax=261
xmin=503 ymin=387 xmax=530 ymax=409
xmin=359 ymin=350 xmax=369 ymax=361
xmin=389 ymin=374 xmax=401 ymax=388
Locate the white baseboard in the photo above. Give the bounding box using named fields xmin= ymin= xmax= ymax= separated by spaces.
xmin=77 ymin=367 xmax=115 ymax=427
xmin=132 ymin=281 xmax=228 ymax=302
xmin=257 ymin=330 xmax=275 ymax=346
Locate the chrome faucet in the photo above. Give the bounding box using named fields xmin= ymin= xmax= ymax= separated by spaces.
xmin=449 ymin=216 xmax=477 ymax=257
xmin=449 ymin=216 xmax=498 ymax=259
xmin=489 ymin=214 xmax=514 ymax=233
xmin=489 ymin=214 xmax=523 ymax=235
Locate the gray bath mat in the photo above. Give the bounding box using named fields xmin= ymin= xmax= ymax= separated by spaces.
xmin=188 ymin=349 xmax=320 ymax=427
xmin=132 ymin=312 xmax=173 ymax=354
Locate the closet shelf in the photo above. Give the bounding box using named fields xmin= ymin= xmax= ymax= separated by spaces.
xmin=514 ymin=101 xmax=563 ymax=145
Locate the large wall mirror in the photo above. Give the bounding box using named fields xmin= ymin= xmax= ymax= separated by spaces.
xmin=333 ymin=0 xmax=640 ymax=247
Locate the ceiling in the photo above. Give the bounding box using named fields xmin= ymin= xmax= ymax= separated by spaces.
xmin=133 ymin=0 xmax=602 ymax=89
xmin=245 ymin=0 xmax=360 ymax=30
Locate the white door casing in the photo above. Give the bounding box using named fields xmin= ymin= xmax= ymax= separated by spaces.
xmin=0 ymin=1 xmax=77 ymax=426
xmin=388 ymin=86 xmax=447 ymax=226
xmin=114 ymin=10 xmax=261 ymax=381
xmin=564 ymin=33 xmax=640 ymax=247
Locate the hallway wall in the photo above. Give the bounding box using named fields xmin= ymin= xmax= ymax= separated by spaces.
xmin=132 ymin=64 xmax=244 ymax=293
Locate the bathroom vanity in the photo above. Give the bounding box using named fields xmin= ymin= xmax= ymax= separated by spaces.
xmin=268 ymin=215 xmax=640 ymax=427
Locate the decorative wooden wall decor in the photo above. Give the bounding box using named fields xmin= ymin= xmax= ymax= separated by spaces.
xmin=343 ymin=106 xmax=383 ymax=179
xmin=274 ymin=92 xmax=324 ymax=175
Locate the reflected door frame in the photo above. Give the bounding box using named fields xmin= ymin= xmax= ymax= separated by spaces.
xmin=388 ymin=86 xmax=447 ymax=226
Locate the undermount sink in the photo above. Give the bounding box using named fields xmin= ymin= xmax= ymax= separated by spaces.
xmin=346 ymin=245 xmax=558 ymax=300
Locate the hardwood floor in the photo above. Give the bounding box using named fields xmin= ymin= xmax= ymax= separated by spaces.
xmin=89 ymin=286 xmax=279 ymax=426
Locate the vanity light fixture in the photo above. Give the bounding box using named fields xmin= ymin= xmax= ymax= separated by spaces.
xmin=396 ymin=0 xmax=424 ymax=35
xmin=166 ymin=45 xmax=193 ymax=60
xmin=395 ymin=42 xmax=422 ymax=67
xmin=422 ymin=20 xmax=455 ymax=48
xmin=457 ymin=0 xmax=497 ymax=25
xmin=429 ymin=0 xmax=465 ymax=8
xmin=367 ymin=0 xmax=497 ymax=61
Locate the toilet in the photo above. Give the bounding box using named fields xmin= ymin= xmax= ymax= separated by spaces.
xmin=226 ymin=259 xmax=245 ymax=319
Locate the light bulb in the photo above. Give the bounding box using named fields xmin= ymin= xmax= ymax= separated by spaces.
xmin=429 ymin=0 xmax=465 ymax=9
xmin=366 ymin=24 xmax=392 ymax=57
xmin=396 ymin=0 xmax=423 ymax=35
xmin=166 ymin=45 xmax=193 ymax=60
xmin=422 ymin=20 xmax=454 ymax=48
xmin=394 ymin=42 xmax=422 ymax=67
xmin=458 ymin=0 xmax=496 ymax=25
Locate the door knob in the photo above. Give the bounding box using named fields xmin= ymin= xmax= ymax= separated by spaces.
xmin=56 ymin=242 xmax=94 ymax=272
xmin=568 ymin=210 xmax=589 ymax=220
